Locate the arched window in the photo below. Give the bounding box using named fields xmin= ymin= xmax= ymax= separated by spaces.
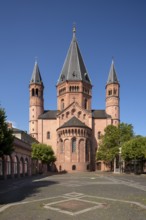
xmin=114 ymin=88 xmax=117 ymax=95
xmin=60 ymin=139 xmax=64 ymax=153
xmin=71 ymin=109 xmax=75 ymax=115
xmin=85 ymin=140 xmax=90 ymax=162
xmin=32 ymin=88 xmax=35 ymax=96
xmin=61 ymin=99 xmax=64 ymax=110
xmin=72 ymin=165 xmax=76 ymax=170
xmin=36 ymin=88 xmax=39 ymax=96
xmin=47 ymin=131 xmax=50 ymax=139
xmin=72 ymin=138 xmax=76 ymax=153
xmin=78 ymin=111 xmax=81 ymax=118
xmin=108 ymin=90 xmax=112 ymax=95
xmin=84 ymin=99 xmax=87 ymax=109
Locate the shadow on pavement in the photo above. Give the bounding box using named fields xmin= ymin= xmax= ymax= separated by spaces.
xmin=0 ymin=174 xmax=58 ymax=205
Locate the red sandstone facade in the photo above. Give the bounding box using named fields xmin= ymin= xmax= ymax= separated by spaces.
xmin=29 ymin=28 xmax=120 ymax=172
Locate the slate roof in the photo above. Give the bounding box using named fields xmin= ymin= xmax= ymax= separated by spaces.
xmin=30 ymin=61 xmax=43 ymax=85
xmin=92 ymin=110 xmax=111 ymax=119
xmin=38 ymin=110 xmax=58 ymax=119
xmin=57 ymin=27 xmax=91 ymax=85
xmin=38 ymin=109 xmax=110 ymax=120
xmin=12 ymin=128 xmax=24 ymax=133
xmin=107 ymin=60 xmax=119 ymax=85
xmin=58 ymin=116 xmax=91 ymax=130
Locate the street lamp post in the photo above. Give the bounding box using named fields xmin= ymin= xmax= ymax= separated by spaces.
xmin=119 ymin=147 xmax=122 ymax=173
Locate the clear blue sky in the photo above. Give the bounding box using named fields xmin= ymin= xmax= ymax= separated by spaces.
xmin=0 ymin=0 xmax=146 ymax=136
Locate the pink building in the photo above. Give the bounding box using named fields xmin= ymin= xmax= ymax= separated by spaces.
xmin=29 ymin=27 xmax=120 ymax=172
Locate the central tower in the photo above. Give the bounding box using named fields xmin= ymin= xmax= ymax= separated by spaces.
xmin=56 ymin=27 xmax=92 ymax=111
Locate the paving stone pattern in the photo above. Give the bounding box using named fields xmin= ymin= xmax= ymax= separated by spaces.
xmin=0 ymin=172 xmax=146 ymax=220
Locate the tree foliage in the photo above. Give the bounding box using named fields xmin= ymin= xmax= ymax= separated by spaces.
xmin=122 ymin=137 xmax=146 ymax=161
xmin=118 ymin=123 xmax=134 ymax=144
xmin=96 ymin=125 xmax=119 ymax=162
xmin=96 ymin=123 xmax=134 ymax=163
xmin=31 ymin=143 xmax=56 ymax=164
xmin=0 ymin=108 xmax=14 ymax=157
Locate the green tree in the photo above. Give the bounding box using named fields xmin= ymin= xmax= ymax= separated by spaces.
xmin=96 ymin=123 xmax=134 ymax=163
xmin=31 ymin=143 xmax=56 ymax=164
xmin=96 ymin=125 xmax=119 ymax=162
xmin=122 ymin=137 xmax=146 ymax=161
xmin=0 ymin=108 xmax=14 ymax=157
xmin=118 ymin=123 xmax=134 ymax=144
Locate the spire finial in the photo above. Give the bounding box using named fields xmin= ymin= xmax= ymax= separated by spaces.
xmin=72 ymin=22 xmax=76 ymax=35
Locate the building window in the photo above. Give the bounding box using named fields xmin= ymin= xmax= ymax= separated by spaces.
xmin=32 ymin=88 xmax=35 ymax=96
xmin=36 ymin=88 xmax=39 ymax=96
xmin=84 ymin=99 xmax=87 ymax=109
xmin=114 ymin=88 xmax=117 ymax=95
xmin=108 ymin=90 xmax=112 ymax=95
xmin=78 ymin=111 xmax=81 ymax=118
xmin=72 ymin=138 xmax=76 ymax=153
xmin=85 ymin=140 xmax=90 ymax=162
xmin=83 ymin=114 xmax=86 ymax=119
xmin=60 ymin=139 xmax=63 ymax=153
xmin=66 ymin=112 xmax=69 ymax=118
xmin=61 ymin=99 xmax=64 ymax=110
xmin=72 ymin=165 xmax=76 ymax=170
xmin=47 ymin=131 xmax=50 ymax=139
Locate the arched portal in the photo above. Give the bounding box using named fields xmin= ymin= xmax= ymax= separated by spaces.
xmin=20 ymin=157 xmax=24 ymax=176
xmin=25 ymin=158 xmax=29 ymax=175
xmin=6 ymin=155 xmax=12 ymax=176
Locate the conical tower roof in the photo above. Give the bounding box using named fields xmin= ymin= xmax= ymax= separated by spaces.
xmin=57 ymin=27 xmax=91 ymax=85
xmin=107 ymin=60 xmax=119 ymax=85
xmin=30 ymin=61 xmax=43 ymax=85
xmin=59 ymin=116 xmax=90 ymax=129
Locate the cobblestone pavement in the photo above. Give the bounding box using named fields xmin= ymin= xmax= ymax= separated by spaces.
xmin=0 ymin=172 xmax=146 ymax=220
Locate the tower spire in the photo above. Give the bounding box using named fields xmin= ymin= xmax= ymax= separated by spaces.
xmin=57 ymin=26 xmax=91 ymax=85
xmin=30 ymin=61 xmax=43 ymax=85
xmin=107 ymin=60 xmax=119 ymax=85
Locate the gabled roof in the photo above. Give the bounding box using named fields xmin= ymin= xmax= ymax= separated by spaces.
xmin=107 ymin=60 xmax=119 ymax=85
xmin=92 ymin=110 xmax=111 ymax=119
xmin=58 ymin=116 xmax=91 ymax=130
xmin=13 ymin=128 xmax=24 ymax=133
xmin=57 ymin=27 xmax=91 ymax=85
xmin=57 ymin=101 xmax=91 ymax=117
xmin=38 ymin=110 xmax=58 ymax=119
xmin=30 ymin=61 xmax=43 ymax=85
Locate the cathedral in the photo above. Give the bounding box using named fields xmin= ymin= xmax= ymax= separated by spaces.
xmin=29 ymin=27 xmax=120 ymax=172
